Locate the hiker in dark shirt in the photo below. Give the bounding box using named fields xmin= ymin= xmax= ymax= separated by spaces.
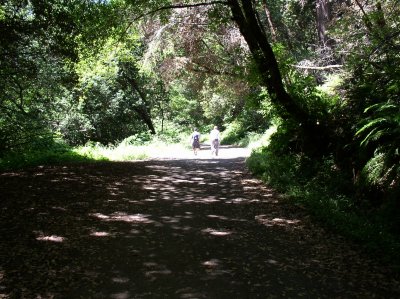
xmin=190 ymin=128 xmax=201 ymax=155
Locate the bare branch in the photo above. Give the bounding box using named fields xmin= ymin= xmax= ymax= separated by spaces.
xmin=188 ymin=60 xmax=237 ymax=77
xmin=292 ymin=64 xmax=343 ymax=70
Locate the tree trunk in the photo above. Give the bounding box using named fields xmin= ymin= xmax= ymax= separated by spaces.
xmin=133 ymin=106 xmax=156 ymax=135
xmin=124 ymin=75 xmax=156 ymax=135
xmin=316 ymin=0 xmax=331 ymax=47
xmin=227 ymin=0 xmax=310 ymax=124
xmin=262 ymin=0 xmax=277 ymax=42
xmin=227 ymin=0 xmax=330 ymax=155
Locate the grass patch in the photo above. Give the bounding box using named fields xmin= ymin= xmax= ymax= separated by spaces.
xmin=0 ymin=134 xmax=193 ymax=171
xmin=0 ymin=142 xmax=103 ymax=171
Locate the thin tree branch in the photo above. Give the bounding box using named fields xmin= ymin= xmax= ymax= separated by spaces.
xmin=354 ymin=0 xmax=374 ymax=33
xmin=146 ymin=1 xmax=229 ymax=16
xmin=121 ymin=1 xmax=229 ymax=40
xmin=199 ymin=39 xmax=232 ymax=65
xmin=188 ymin=60 xmax=237 ymax=77
xmin=262 ymin=0 xmax=277 ymax=42
xmin=292 ymin=64 xmax=343 ymax=70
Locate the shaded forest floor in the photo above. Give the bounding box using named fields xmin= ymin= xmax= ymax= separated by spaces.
xmin=1 ymin=146 xmax=400 ymax=298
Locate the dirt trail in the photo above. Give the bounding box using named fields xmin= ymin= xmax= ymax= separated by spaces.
xmin=0 ymin=146 xmax=399 ymax=298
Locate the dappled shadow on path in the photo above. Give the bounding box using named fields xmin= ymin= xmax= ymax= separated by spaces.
xmin=0 ymin=158 xmax=399 ymax=298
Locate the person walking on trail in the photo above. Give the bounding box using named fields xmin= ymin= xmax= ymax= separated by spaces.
xmin=190 ymin=128 xmax=201 ymax=155
xmin=209 ymin=125 xmax=220 ymax=156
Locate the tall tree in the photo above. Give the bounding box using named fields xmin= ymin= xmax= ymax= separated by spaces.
xmin=316 ymin=0 xmax=331 ymax=47
xmin=225 ymin=0 xmax=312 ymax=123
xmin=119 ymin=0 xmax=328 ymax=151
xmin=118 ymin=61 xmax=156 ymax=134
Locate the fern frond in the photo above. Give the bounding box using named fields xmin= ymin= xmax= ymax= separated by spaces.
xmin=356 ymin=117 xmax=389 ymax=136
xmin=376 ymin=103 xmax=397 ymax=113
xmin=364 ymin=103 xmax=381 ymax=113
xmin=360 ymin=127 xmax=384 ymax=146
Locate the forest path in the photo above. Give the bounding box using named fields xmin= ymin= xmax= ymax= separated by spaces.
xmin=0 ymin=146 xmax=399 ymax=298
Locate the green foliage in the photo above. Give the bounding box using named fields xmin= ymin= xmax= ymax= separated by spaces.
xmin=244 ymin=0 xmax=400 ymax=263
xmin=285 ymin=70 xmax=335 ymax=123
xmin=337 ymin=1 xmax=400 ymax=200
xmin=167 ymin=81 xmax=206 ymax=128
xmin=0 ymin=139 xmax=102 ymax=171
xmin=247 ymin=125 xmax=350 ymax=193
xmin=155 ymin=122 xmax=189 ymax=144
xmin=247 ymin=127 xmax=400 ymax=266
xmin=0 ymin=132 xmax=192 ymax=171
xmin=0 ymin=0 xmax=120 ymax=156
xmin=74 ymin=133 xmax=191 ymax=161
xmin=0 ymin=6 xmax=5 ymax=21
xmin=356 ymin=102 xmax=400 ymax=191
xmin=120 ymin=131 xmax=153 ymax=146
xmin=271 ymin=43 xmax=337 ymax=131
xmin=221 ymin=119 xmax=273 ymax=148
xmin=219 ymin=85 xmax=275 ymax=146
xmin=57 ymin=34 xmax=165 ymax=145
xmin=220 ymin=120 xmax=244 ymax=145
xmin=247 ymin=147 xmax=297 ymax=190
xmin=58 ymin=109 xmax=94 ymax=146
xmin=259 ymin=0 xmax=316 ymax=58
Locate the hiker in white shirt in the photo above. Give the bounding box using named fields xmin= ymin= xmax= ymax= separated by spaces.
xmin=209 ymin=126 xmax=220 ymax=156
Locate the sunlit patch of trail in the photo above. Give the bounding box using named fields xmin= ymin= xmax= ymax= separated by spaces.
xmin=147 ymin=144 xmax=252 ymax=160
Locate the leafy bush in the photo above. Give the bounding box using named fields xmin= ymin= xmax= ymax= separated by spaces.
xmin=120 ymin=131 xmax=153 ymax=146
xmin=220 ymin=120 xmax=246 ymax=145
xmin=356 ymin=102 xmax=400 ymax=192
xmin=221 ymin=111 xmax=273 ymax=147
xmin=0 ymin=140 xmax=101 ymax=171
xmin=58 ymin=111 xmax=94 ymax=146
xmin=247 ymin=125 xmax=400 ymax=267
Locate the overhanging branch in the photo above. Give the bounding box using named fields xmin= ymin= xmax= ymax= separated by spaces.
xmin=129 ymin=1 xmax=228 ymax=24
xmin=147 ymin=1 xmax=229 ymax=16
xmin=120 ymin=1 xmax=228 ymax=43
